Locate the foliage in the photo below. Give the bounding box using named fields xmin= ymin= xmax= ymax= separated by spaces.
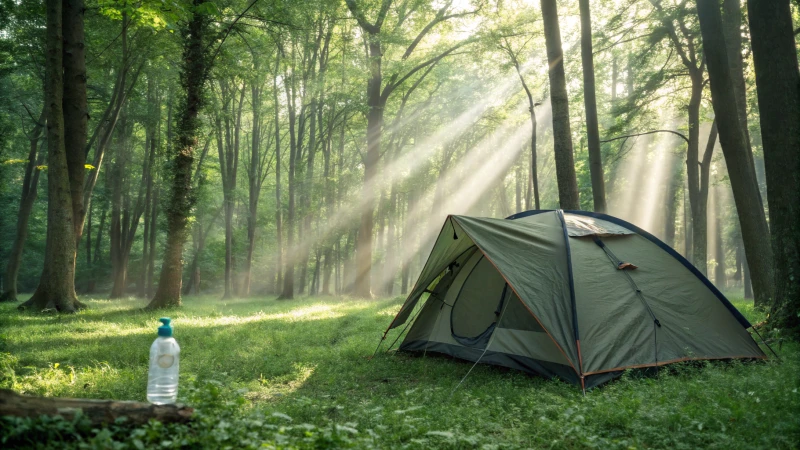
xmin=1 ymin=295 xmax=797 ymax=449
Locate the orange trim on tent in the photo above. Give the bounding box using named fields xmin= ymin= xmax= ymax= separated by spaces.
xmin=582 ymin=354 xmax=768 ymax=377
xmin=451 ymin=216 xmax=580 ymax=376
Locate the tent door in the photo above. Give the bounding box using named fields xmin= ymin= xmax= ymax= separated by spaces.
xmin=449 ymin=254 xmax=510 ymax=349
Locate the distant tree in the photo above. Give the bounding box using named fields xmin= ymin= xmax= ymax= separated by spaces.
xmin=497 ymin=35 xmax=542 ymax=210
xmin=578 ymin=0 xmax=606 ymax=213
xmin=344 ymin=0 xmax=475 ymax=297
xmin=0 ymin=105 xmax=45 ymax=302
xmin=540 ymin=0 xmax=579 ymax=210
xmin=147 ymin=0 xmax=213 ymax=309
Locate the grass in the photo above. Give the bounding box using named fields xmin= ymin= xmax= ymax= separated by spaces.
xmin=1 ymin=294 xmax=798 ymax=449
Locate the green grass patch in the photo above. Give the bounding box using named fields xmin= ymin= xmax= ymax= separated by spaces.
xmin=1 ymin=295 xmax=798 ymax=449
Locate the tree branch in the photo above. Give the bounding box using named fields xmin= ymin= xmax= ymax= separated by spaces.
xmin=381 ymin=39 xmax=472 ymax=101
xmin=208 ymin=0 xmax=262 ymax=65
xmin=601 ymin=129 xmax=689 ymax=144
xmin=401 ymin=2 xmax=479 ymax=60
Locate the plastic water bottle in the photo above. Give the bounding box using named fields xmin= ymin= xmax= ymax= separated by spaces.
xmin=147 ymin=317 xmax=180 ymax=404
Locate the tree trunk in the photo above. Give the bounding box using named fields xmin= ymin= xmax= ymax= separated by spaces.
xmin=714 ymin=187 xmax=726 ymax=289
xmin=146 ymin=186 xmax=158 ymax=297
xmin=578 ymin=0 xmax=607 ymax=213
xmin=109 ymin=111 xmax=127 ymax=298
xmin=78 ymin=13 xmax=135 ymax=240
xmin=505 ymin=47 xmax=540 ymax=211
xmin=747 ymin=0 xmax=799 ymax=329
xmin=321 ymin=126 xmax=335 ymax=296
xmin=63 ymin=0 xmax=87 ymax=244
xmin=693 ymin=120 xmax=717 ymax=275
xmin=298 ymin=98 xmax=318 ymax=296
xmin=663 ymin=155 xmax=683 ymax=247
xmin=215 ymin=82 xmax=244 ymax=299
xmin=540 ymin=0 xmax=579 ymax=210
xmin=354 ymin=38 xmax=384 ymax=298
xmin=0 ymin=108 xmax=45 ymax=302
xmin=87 ymin=200 xmax=107 ymax=293
xmin=273 ymin=54 xmax=283 ymax=294
xmin=148 ymin=0 xmax=210 ymax=309
xmin=139 ymin=75 xmax=159 ymax=297
xmin=744 ymin=255 xmax=753 ymax=299
xmin=697 ymin=0 xmax=776 ymax=309
xmin=243 ymin=79 xmax=263 ymax=296
xmin=683 ymin=183 xmax=693 ymax=262
xmin=20 ymin=0 xmax=82 ymax=312
xmin=722 ymin=0 xmax=758 ymax=173
xmin=279 ymin=56 xmax=298 ymax=300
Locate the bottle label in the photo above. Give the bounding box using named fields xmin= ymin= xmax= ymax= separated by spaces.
xmin=157 ymin=354 xmax=175 ymax=368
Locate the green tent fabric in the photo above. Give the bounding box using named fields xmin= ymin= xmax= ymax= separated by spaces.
xmin=385 ymin=210 xmax=766 ymax=389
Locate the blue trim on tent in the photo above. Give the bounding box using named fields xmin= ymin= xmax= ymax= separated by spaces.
xmin=506 ymin=209 xmax=752 ymax=329
xmin=505 ymin=209 xmax=554 ymax=220
xmin=556 ymin=210 xmax=581 ymax=343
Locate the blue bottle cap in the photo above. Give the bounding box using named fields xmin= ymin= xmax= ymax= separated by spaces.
xmin=157 ymin=317 xmax=173 ymax=337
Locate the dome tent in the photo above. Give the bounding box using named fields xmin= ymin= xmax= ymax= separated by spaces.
xmin=383 ymin=210 xmax=766 ymax=390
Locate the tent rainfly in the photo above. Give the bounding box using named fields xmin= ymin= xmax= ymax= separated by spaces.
xmin=383 ymin=210 xmax=767 ymax=390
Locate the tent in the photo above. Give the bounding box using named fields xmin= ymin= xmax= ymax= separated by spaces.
xmin=383 ymin=210 xmax=766 ymax=390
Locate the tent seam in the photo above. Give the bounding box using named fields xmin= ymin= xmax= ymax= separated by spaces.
xmin=450 ymin=215 xmax=581 ymax=376
xmin=556 ymin=210 xmax=585 ymax=386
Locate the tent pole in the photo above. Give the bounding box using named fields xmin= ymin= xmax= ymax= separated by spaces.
xmin=384 ymin=299 xmax=426 ymax=355
xmin=752 ymin=326 xmax=781 ymax=361
xmin=368 ymin=335 xmax=386 ymax=361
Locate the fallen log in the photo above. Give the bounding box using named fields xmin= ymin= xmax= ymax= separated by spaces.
xmin=0 ymin=389 xmax=193 ymax=425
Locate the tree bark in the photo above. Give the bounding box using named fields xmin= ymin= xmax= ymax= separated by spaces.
xmin=0 ymin=389 xmax=192 ymax=426
xmin=578 ymin=0 xmax=607 ymax=213
xmin=747 ymin=0 xmax=799 ymax=329
xmin=722 ymin=0 xmax=758 ymax=179
xmin=63 ymin=0 xmax=88 ymax=244
xmin=697 ymin=0 xmax=776 ymax=309
xmin=148 ymin=0 xmax=210 ymax=309
xmin=540 ymin=0 xmax=579 ymax=210
xmin=19 ymin=0 xmax=82 ymax=312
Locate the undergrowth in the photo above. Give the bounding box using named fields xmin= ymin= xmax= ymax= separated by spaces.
xmin=0 ymin=295 xmax=797 ymax=449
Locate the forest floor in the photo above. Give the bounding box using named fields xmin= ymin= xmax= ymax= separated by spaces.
xmin=1 ymin=294 xmax=798 ymax=449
